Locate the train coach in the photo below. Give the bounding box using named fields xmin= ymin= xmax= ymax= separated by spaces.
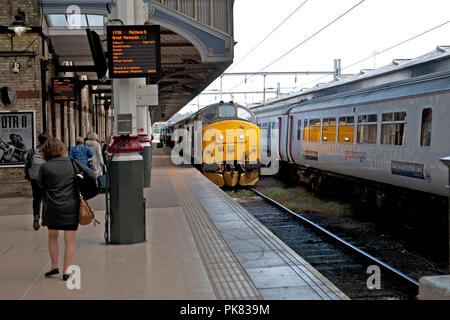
xmin=170 ymin=102 xmax=260 ymax=187
xmin=254 ymin=63 xmax=450 ymax=208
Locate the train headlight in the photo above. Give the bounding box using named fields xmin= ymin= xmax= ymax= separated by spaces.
xmin=239 ymin=134 xmax=245 ymax=140
xmin=219 ymin=135 xmax=224 ymax=141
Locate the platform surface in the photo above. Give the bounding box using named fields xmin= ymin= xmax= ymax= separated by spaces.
xmin=0 ymin=147 xmax=347 ymax=300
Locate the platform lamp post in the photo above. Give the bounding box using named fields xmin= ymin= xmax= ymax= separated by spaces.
xmin=439 ymin=156 xmax=450 ymax=274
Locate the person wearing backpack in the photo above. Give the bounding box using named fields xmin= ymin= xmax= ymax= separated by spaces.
xmin=25 ymin=132 xmax=49 ymax=231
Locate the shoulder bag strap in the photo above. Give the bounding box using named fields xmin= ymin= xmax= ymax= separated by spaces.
xmin=70 ymin=159 xmax=83 ymax=199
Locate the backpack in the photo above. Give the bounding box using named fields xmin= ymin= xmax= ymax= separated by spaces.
xmin=29 ymin=147 xmax=45 ymax=179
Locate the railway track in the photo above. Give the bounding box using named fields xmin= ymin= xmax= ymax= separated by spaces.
xmin=237 ymin=188 xmax=420 ymax=300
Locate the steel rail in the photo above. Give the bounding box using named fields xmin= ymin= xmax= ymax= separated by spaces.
xmin=250 ymin=188 xmax=419 ymax=289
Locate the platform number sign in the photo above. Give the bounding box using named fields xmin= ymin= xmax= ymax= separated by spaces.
xmin=107 ymin=25 xmax=161 ymax=79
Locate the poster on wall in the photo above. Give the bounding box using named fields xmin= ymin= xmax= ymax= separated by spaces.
xmin=0 ymin=112 xmax=34 ymax=166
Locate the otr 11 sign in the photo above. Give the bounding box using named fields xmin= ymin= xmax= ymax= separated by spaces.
xmin=107 ymin=25 xmax=161 ymax=79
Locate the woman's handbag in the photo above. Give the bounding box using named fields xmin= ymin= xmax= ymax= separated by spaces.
xmin=79 ymin=194 xmax=100 ymax=226
xmin=71 ymin=160 xmax=100 ymax=226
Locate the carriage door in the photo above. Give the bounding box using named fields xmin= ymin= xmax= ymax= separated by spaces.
xmin=288 ymin=115 xmax=294 ymax=162
xmin=278 ymin=117 xmax=284 ymax=161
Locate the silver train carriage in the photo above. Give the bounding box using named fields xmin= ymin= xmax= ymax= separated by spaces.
xmin=254 ymin=70 xmax=450 ymax=198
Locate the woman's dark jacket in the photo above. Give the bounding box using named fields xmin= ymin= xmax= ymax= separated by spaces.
xmin=38 ymin=157 xmax=79 ymax=226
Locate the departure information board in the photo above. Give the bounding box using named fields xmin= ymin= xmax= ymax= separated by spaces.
xmin=107 ymin=25 xmax=161 ymax=79
xmin=52 ymin=77 xmax=76 ymax=101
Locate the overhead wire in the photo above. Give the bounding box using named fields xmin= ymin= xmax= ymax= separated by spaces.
xmin=226 ymin=0 xmax=367 ymax=92
xmin=298 ymin=19 xmax=450 ymax=89
xmin=228 ymin=0 xmax=309 ymax=71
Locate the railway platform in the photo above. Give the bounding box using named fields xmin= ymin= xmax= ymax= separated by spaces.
xmin=0 ymin=147 xmax=348 ymax=300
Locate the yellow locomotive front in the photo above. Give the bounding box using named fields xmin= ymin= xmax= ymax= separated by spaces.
xmin=173 ymin=102 xmax=260 ymax=187
xmin=201 ymin=103 xmax=260 ymax=187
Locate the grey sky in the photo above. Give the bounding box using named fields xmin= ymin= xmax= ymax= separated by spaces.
xmin=176 ymin=0 xmax=450 ymax=116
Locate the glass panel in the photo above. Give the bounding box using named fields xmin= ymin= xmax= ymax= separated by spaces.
xmin=381 ymin=124 xmax=394 ymax=144
xmin=382 ymin=118 xmax=406 ymax=145
xmin=46 ymin=14 xmax=67 ymax=27
xmin=67 ymin=14 xmax=87 ymax=28
xmin=338 ymin=116 xmax=354 ymax=143
xmin=237 ymin=108 xmax=252 ymax=121
xmin=219 ymin=105 xmax=235 ymax=118
xmin=394 ymin=111 xmax=406 ymax=121
xmin=203 ymin=108 xmax=217 ymax=122
xmin=338 ymin=125 xmax=354 ymax=143
xmin=357 ymin=124 xmax=377 ymax=144
xmin=303 ymin=120 xmax=308 ymax=141
xmin=309 ymin=119 xmax=320 ymax=142
xmin=358 ymin=115 xmax=367 ymax=123
xmin=382 ymin=113 xmax=393 ymax=121
xmin=86 ymin=15 xmax=104 ymax=27
xmin=339 ymin=116 xmax=354 ymax=124
xmin=322 ymin=118 xmax=336 ymax=142
xmin=420 ymin=108 xmax=432 ymax=147
xmin=394 ymin=123 xmax=406 ymax=145
xmin=368 ymin=114 xmax=377 ymax=122
xmin=297 ymin=120 xmax=302 ymax=140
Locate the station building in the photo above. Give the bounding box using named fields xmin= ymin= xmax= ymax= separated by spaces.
xmin=0 ymin=0 xmax=111 ymax=196
xmin=0 ymin=0 xmax=235 ymax=196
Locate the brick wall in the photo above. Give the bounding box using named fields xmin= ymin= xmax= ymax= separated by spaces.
xmin=0 ymin=0 xmax=112 ymax=196
xmin=0 ymin=0 xmax=47 ymax=196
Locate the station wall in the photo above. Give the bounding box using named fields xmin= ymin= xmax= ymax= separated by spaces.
xmin=0 ymin=0 xmax=112 ymax=196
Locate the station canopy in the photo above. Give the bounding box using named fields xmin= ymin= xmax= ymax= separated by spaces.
xmin=42 ymin=0 xmax=234 ymax=122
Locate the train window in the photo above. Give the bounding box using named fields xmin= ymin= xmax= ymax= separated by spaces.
xmin=357 ymin=114 xmax=377 ymax=144
xmin=322 ymin=118 xmax=336 ymax=142
xmin=270 ymin=121 xmax=277 ymax=130
xmin=237 ymin=108 xmax=252 ymax=121
xmin=309 ymin=119 xmax=321 ymax=142
xmin=338 ymin=116 xmax=354 ymax=143
xmin=297 ymin=120 xmax=302 ymax=140
xmin=204 ymin=108 xmax=217 ymax=122
xmin=219 ymin=105 xmax=235 ymax=118
xmin=420 ymin=108 xmax=432 ymax=147
xmin=381 ymin=111 xmax=406 ymax=145
xmin=303 ymin=120 xmax=308 ymax=141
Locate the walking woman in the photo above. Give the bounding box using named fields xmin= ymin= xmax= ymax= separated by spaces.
xmin=38 ymin=138 xmax=79 ymax=281
xmin=85 ymin=131 xmax=104 ymax=176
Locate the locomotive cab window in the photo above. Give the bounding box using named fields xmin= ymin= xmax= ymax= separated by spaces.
xmin=381 ymin=111 xmax=406 ymax=145
xmin=322 ymin=118 xmax=336 ymax=142
xmin=338 ymin=116 xmax=354 ymax=143
xmin=357 ymin=114 xmax=377 ymax=144
xmin=219 ymin=105 xmax=235 ymax=118
xmin=237 ymin=107 xmax=253 ymax=122
xmin=203 ymin=108 xmax=218 ymax=122
xmin=420 ymin=108 xmax=432 ymax=147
